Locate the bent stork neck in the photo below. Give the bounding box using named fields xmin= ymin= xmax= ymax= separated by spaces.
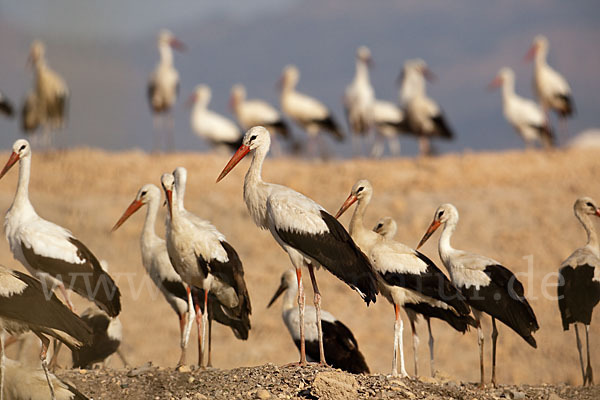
xmin=439 ymin=216 xmax=458 ymax=267
xmin=11 ymin=156 xmax=35 ymax=215
xmin=159 ymin=44 xmax=174 ymax=67
xmin=142 ymin=195 xmax=161 ymax=245
xmin=349 ymin=193 xmax=379 ymax=251
xmin=577 ymin=211 xmax=600 ymax=255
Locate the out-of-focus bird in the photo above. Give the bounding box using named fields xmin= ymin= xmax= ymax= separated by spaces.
xmin=189 ymin=85 xmax=243 ymax=151
xmin=526 ymin=35 xmax=575 ymax=124
xmin=369 ymin=100 xmax=410 ymax=158
xmin=229 ymin=84 xmax=291 ymax=156
xmin=0 ymin=91 xmax=15 ymax=118
xmin=489 ymin=67 xmax=554 ymax=148
xmin=279 ymin=65 xmax=344 ymax=158
xmin=148 ymin=29 xmax=185 ymax=151
xmin=344 ymin=46 xmax=375 ymax=154
xmin=558 ymin=197 xmax=600 ymax=386
xmin=398 ymin=59 xmax=454 ymax=156
xmin=268 ymin=269 xmax=370 ymax=374
xmin=417 ymin=203 xmax=539 ymax=387
xmin=23 ymin=40 xmax=69 ymax=146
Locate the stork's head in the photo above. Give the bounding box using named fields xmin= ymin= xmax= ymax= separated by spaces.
xmin=0 ymin=139 xmax=31 ymax=180
xmin=28 ymin=40 xmax=45 ymax=66
xmin=112 ymin=184 xmax=160 ymax=232
xmin=267 ymin=269 xmax=297 ymax=308
xmin=574 ymin=197 xmax=600 ymax=219
xmin=278 ymin=65 xmax=299 ymax=91
xmin=187 ymin=85 xmax=211 ymax=108
xmin=373 ymin=216 xmax=397 ymax=239
xmin=526 ymin=35 xmax=548 ymax=62
xmin=229 ymin=84 xmax=246 ymax=111
xmin=335 ymin=179 xmax=373 ymax=219
xmin=489 ymin=67 xmax=514 ymax=90
xmin=417 ymin=203 xmax=458 ymax=249
xmin=158 ymin=29 xmax=186 ymax=51
xmin=161 ymin=173 xmax=175 ymax=216
xmin=216 ymin=126 xmax=271 ymax=183
xmin=357 ymin=46 xmax=373 ymax=67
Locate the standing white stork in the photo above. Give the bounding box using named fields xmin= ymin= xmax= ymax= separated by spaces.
xmin=343 ymin=46 xmax=375 ymax=154
xmin=417 ymin=203 xmax=539 ymax=387
xmin=558 ymin=197 xmax=600 ymax=386
xmin=335 ymin=180 xmax=472 ymax=377
xmin=0 ymin=139 xmax=121 ymax=317
xmin=526 ymin=35 xmax=575 ymax=133
xmin=268 ymin=269 xmax=370 ymax=374
xmin=216 ymin=126 xmax=378 ymax=366
xmin=489 ymin=67 xmax=554 ymax=148
xmin=161 ymin=172 xmax=251 ymax=367
xmin=25 ymin=40 xmax=69 ymax=147
xmin=189 ymin=85 xmax=243 ymax=151
xmin=112 ymin=183 xmax=194 ymax=366
xmin=369 ymin=100 xmax=410 ymax=158
xmin=230 ymin=84 xmax=291 ymax=156
xmin=0 ymin=265 xmax=92 ymax=400
xmin=279 ymin=65 xmax=344 ymax=158
xmin=148 ymin=29 xmax=185 ymax=151
xmin=398 ymin=59 xmax=454 ymax=156
xmin=0 ymin=91 xmax=14 ymax=118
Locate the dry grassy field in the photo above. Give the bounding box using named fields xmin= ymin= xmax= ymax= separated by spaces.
xmin=1 ymin=146 xmax=599 ymax=386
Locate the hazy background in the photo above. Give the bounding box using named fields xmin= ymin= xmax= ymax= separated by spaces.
xmin=0 ymin=0 xmax=598 ymax=156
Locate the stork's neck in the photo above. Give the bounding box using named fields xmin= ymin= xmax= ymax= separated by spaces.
xmin=354 ymin=59 xmax=371 ymax=85
xmin=577 ymin=212 xmax=600 ymax=254
xmin=401 ymin=72 xmax=425 ymax=105
xmin=244 ymin=145 xmax=267 ymax=190
xmin=438 ymin=217 xmax=458 ymax=265
xmin=159 ymin=44 xmax=174 ymax=67
xmin=535 ymin=47 xmax=548 ymax=68
xmin=142 ymin=196 xmax=161 ymax=245
xmin=12 ymin=156 xmax=34 ymax=212
xmin=349 ymin=194 xmax=380 ymax=251
xmin=281 ymin=285 xmax=298 ymax=313
xmin=176 ymin=179 xmax=186 ymax=212
xmin=501 ymin=77 xmax=515 ymax=107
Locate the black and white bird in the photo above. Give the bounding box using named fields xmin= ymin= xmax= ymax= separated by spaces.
xmin=369 ymin=100 xmax=411 ymax=158
xmin=279 ymin=65 xmax=344 ymax=157
xmin=526 ymin=35 xmax=575 ymax=121
xmin=71 ymin=307 xmax=123 ymax=369
xmin=0 ymin=139 xmax=121 ymax=317
xmin=268 ymin=269 xmax=370 ymax=374
xmin=489 ymin=67 xmax=554 ymax=148
xmin=217 ymin=126 xmax=378 ymax=366
xmin=0 ymin=91 xmax=14 ymax=118
xmin=148 ymin=29 xmax=185 ymax=151
xmin=24 ymin=40 xmax=69 ymax=146
xmin=0 ymin=265 xmax=92 ymax=400
xmin=3 ymin=358 xmax=89 ymax=400
xmin=558 ymin=197 xmax=600 ymax=386
xmin=417 ymin=203 xmax=539 ymax=387
xmin=398 ymin=59 xmax=454 ymax=156
xmin=161 ymin=171 xmax=251 ymax=367
xmin=335 ymin=180 xmax=472 ymax=377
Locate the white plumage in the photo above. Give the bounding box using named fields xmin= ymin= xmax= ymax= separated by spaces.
xmin=491 ymin=67 xmax=554 ymax=148
xmin=344 ymin=46 xmax=375 ymax=136
xmin=230 ymin=84 xmax=290 ymax=139
xmin=148 ymin=30 xmax=183 ymax=114
xmin=369 ymin=100 xmax=408 ymax=157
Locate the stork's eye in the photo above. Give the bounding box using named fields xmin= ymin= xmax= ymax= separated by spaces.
xmin=587 ymin=202 xmax=594 ymax=208
xmin=141 ymin=191 xmax=147 ymax=197
xmin=437 ymin=210 xmax=445 ymax=218
xmin=356 ymin=187 xmax=364 ymax=194
xmin=249 ymin=135 xmax=257 ymax=142
xmin=375 ymin=223 xmax=382 ymax=230
xmin=19 ymin=145 xmax=26 ymax=151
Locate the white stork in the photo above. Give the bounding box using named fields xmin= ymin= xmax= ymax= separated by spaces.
xmin=268 ymin=269 xmax=370 ymax=374
xmin=344 ymin=46 xmax=375 ymax=154
xmin=558 ymin=197 xmax=600 ymax=386
xmin=0 ymin=265 xmax=92 ymax=400
xmin=417 ymin=203 xmax=539 ymax=387
xmin=0 ymin=139 xmax=121 ymax=317
xmin=3 ymin=358 xmax=89 ymax=400
xmin=189 ymin=85 xmax=243 ymax=151
xmin=216 ymin=126 xmax=378 ymax=366
xmin=112 ymin=183 xmax=193 ymax=366
xmin=398 ymin=59 xmax=454 ymax=156
xmin=369 ymin=100 xmax=411 ymax=158
xmin=279 ymin=65 xmax=344 ymax=158
xmin=148 ymin=29 xmax=185 ymax=151
xmin=71 ymin=306 xmax=123 ymax=369
xmin=24 ymin=40 xmax=69 ymax=147
xmin=526 ymin=35 xmax=575 ymax=125
xmin=335 ymin=180 xmax=472 ymax=377
xmin=161 ymin=172 xmax=250 ymax=367
xmin=372 ymin=216 xmax=397 ymax=239
xmin=229 ymin=84 xmax=291 ymax=156
xmin=0 ymin=91 xmax=14 ymax=118
xmin=489 ymin=67 xmax=554 ymax=148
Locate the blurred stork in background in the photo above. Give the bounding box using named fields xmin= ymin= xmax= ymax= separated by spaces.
xmin=0 ymin=91 xmax=15 ymax=118
xmin=398 ymin=59 xmax=454 ymax=156
xmin=22 ymin=40 xmax=69 ymax=148
xmin=369 ymin=100 xmax=410 ymax=158
xmin=526 ymin=35 xmax=575 ymax=141
xmin=344 ymin=46 xmax=375 ymax=155
xmin=148 ymin=29 xmax=185 ymax=151
xmin=489 ymin=67 xmax=554 ymax=149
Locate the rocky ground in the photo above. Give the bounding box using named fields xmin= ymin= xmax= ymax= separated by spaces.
xmin=58 ymin=364 xmax=599 ymax=400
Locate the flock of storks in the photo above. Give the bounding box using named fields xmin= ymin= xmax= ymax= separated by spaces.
xmin=0 ymin=30 xmax=592 ymax=400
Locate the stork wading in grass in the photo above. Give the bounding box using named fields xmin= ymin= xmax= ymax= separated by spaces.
xmin=217 ymin=126 xmax=378 ymax=366
xmin=417 ymin=203 xmax=539 ymax=387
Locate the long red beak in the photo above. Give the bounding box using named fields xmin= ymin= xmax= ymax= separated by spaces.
xmin=423 ymin=67 xmax=437 ymax=82
xmin=112 ymin=199 xmax=144 ymax=232
xmin=487 ymin=76 xmax=502 ymax=91
xmin=524 ymin=44 xmax=537 ymax=62
xmin=165 ymin=189 xmax=173 ymax=216
xmin=335 ymin=194 xmax=357 ymax=219
xmin=0 ymin=152 xmax=20 ymax=180
xmin=417 ymin=219 xmax=441 ymax=250
xmin=170 ymin=38 xmax=186 ymax=52
xmin=267 ymin=281 xmax=287 ymax=308
xmin=595 ymin=209 xmax=600 ymax=218
xmin=216 ymin=144 xmax=250 ymax=183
